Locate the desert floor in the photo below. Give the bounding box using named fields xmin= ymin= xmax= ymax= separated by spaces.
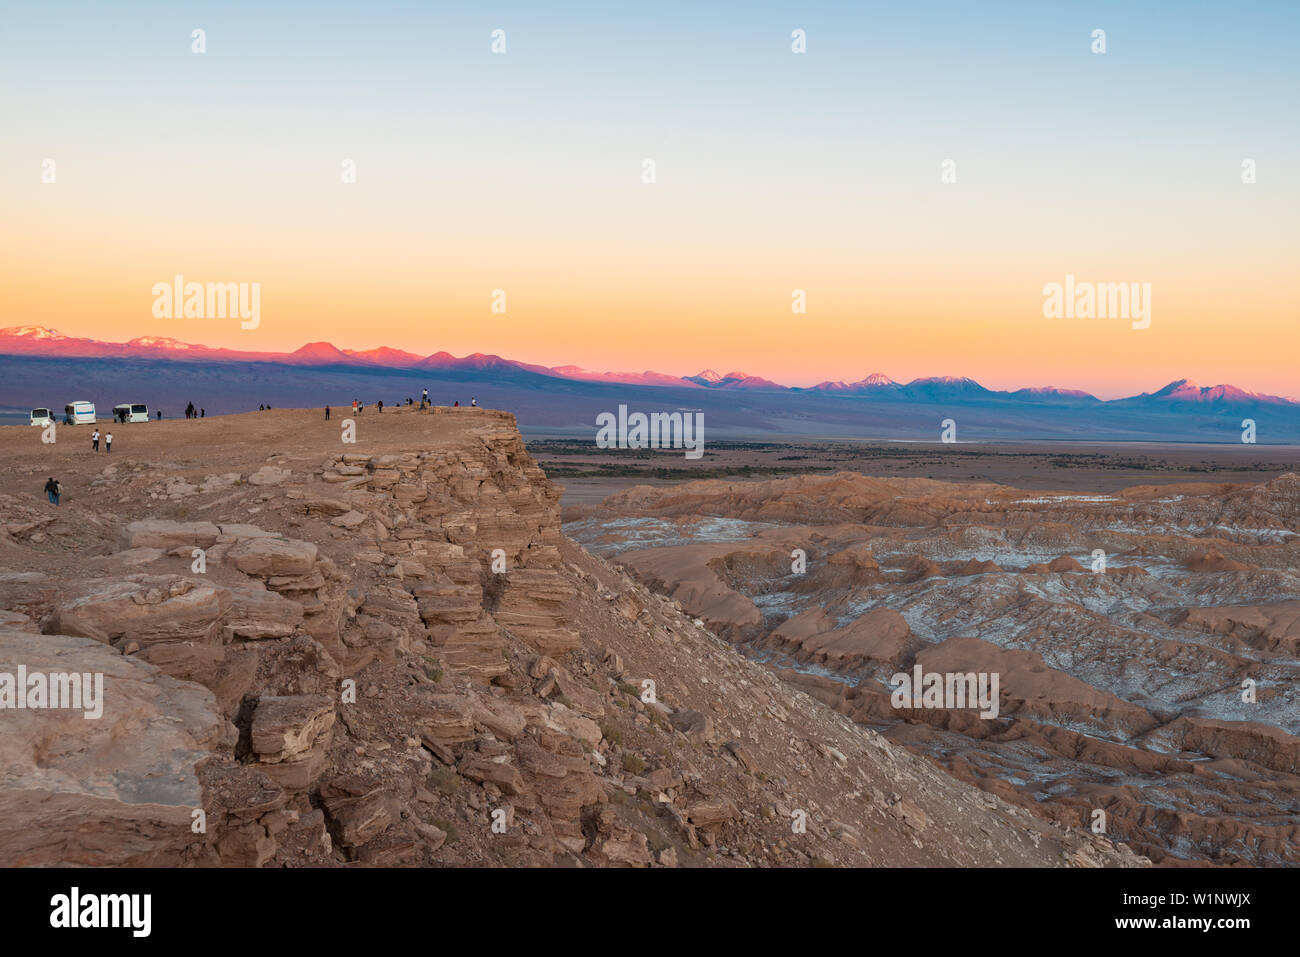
xmin=524 ymin=437 xmax=1300 ymax=506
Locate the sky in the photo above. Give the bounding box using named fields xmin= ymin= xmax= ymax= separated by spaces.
xmin=1 ymin=1 xmax=1297 ymax=399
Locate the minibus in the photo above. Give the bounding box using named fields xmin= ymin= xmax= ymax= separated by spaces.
xmin=63 ymin=401 xmax=96 ymax=424
xmin=113 ymin=402 xmax=149 ymax=423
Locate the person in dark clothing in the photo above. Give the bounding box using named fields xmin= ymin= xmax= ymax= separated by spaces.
xmin=259 ymin=404 xmax=265 ymax=411
xmin=325 ymin=405 xmax=331 ymax=420
xmin=200 ymin=408 xmax=205 ymax=418
xmin=377 ymin=400 xmax=383 ymax=413
xmin=44 ymin=477 xmax=60 ymax=505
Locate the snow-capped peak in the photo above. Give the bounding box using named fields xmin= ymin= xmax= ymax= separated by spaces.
xmin=1 ymin=325 xmax=67 ymax=340
xmin=128 ymin=336 xmax=193 ymax=350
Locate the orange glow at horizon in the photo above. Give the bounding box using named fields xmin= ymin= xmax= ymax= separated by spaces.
xmin=3 ymin=227 xmax=1296 ymax=400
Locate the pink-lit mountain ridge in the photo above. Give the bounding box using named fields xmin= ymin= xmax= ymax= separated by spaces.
xmin=4 ymin=326 xmax=1294 ymax=407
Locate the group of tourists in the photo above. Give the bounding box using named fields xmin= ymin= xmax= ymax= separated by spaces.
xmin=328 ymin=390 xmax=480 ymax=419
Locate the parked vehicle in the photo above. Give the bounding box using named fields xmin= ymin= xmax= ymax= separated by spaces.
xmin=29 ymin=407 xmax=54 ymax=426
xmin=63 ymin=401 xmax=95 ymax=424
xmin=113 ymin=402 xmax=149 ymax=423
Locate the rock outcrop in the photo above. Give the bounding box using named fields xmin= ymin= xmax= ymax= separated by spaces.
xmin=0 ymin=406 xmax=1146 ymax=869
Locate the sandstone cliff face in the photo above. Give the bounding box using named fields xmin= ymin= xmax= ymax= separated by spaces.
xmin=568 ymin=470 xmax=1300 ymax=865
xmin=0 ymin=408 xmax=1140 ymax=867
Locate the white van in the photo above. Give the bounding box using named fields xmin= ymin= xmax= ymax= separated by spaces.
xmin=113 ymin=402 xmax=149 ymax=423
xmin=64 ymin=401 xmax=95 ymax=424
xmin=29 ymin=407 xmax=54 ymax=427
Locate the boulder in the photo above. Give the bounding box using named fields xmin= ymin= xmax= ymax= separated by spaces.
xmin=686 ymin=794 xmax=738 ymax=827
xmin=224 ymin=587 xmax=305 ymax=641
xmin=228 ymin=537 xmax=319 ymax=577
xmin=302 ymin=496 xmax=352 ymax=517
xmin=121 ymin=520 xmax=220 ymax=551
xmin=601 ymin=830 xmax=654 ymax=866
xmin=669 ymin=708 xmax=715 ymax=744
xmin=424 ymin=694 xmax=476 ymax=745
xmin=250 ymin=694 xmax=335 ymax=764
xmin=51 ymin=577 xmax=230 ymax=647
xmin=459 ymin=753 xmax=526 ymax=795
xmin=319 ymin=777 xmax=396 ymax=852
xmin=249 ymin=694 xmax=335 ymax=789
xmin=0 ymin=627 xmax=226 ymax=866
xmin=247 ymin=465 xmax=292 ymax=487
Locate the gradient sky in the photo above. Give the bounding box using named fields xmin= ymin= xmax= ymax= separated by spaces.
xmin=2 ymin=1 xmax=1297 ymax=398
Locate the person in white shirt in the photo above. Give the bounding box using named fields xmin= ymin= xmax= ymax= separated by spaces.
xmin=91 ymin=429 xmax=100 ymax=452
xmin=105 ymin=432 xmax=113 ymax=453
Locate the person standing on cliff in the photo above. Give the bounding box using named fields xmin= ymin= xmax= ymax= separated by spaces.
xmin=325 ymin=405 xmax=331 ymax=420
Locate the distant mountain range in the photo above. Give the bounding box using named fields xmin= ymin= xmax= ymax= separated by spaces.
xmin=2 ymin=325 xmax=1298 ymax=442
